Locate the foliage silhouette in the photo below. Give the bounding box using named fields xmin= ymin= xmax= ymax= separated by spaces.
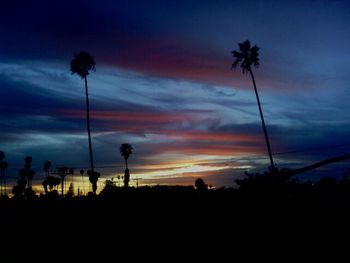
xmin=120 ymin=143 xmax=133 ymax=187
xmin=42 ymin=176 xmax=60 ymax=194
xmin=232 ymin=40 xmax=275 ymax=169
xmin=99 ymin=178 xmax=118 ymax=197
xmin=88 ymin=170 xmax=100 ymax=195
xmin=2 ymin=177 xmax=350 ymax=262
xmin=12 ymin=156 xmax=35 ymax=197
xmin=195 ymin=178 xmax=208 ymax=191
xmin=24 ymin=156 xmax=35 ymax=188
xmin=67 ymin=182 xmax=75 ymax=197
xmin=71 ymin=51 xmax=97 ymax=191
xmin=236 ymin=153 xmax=350 ymax=191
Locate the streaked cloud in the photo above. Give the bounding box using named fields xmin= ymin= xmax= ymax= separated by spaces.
xmin=1 ymin=1 xmax=350 ymax=190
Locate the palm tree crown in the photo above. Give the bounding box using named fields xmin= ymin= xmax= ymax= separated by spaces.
xmin=120 ymin=143 xmax=133 ymax=161
xmin=70 ymin=52 xmax=96 ymax=78
xmin=232 ymin=40 xmax=259 ymax=74
xmin=120 ymin=143 xmax=133 ymax=187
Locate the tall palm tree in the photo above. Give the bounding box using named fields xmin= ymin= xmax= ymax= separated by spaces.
xmin=232 ymin=40 xmax=275 ymax=170
xmin=120 ymin=143 xmax=133 ymax=187
xmin=70 ymin=52 xmax=96 ymax=173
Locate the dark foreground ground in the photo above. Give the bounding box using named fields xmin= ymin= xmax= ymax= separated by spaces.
xmin=1 ymin=183 xmax=350 ymax=262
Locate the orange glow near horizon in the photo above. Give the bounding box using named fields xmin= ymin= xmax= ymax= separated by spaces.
xmin=49 ymin=108 xmax=265 ymax=190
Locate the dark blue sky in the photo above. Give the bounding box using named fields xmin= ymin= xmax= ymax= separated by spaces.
xmin=1 ymin=0 xmax=350 ymax=191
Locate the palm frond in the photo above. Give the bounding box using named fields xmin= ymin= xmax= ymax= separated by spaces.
xmin=120 ymin=143 xmax=133 ymax=160
xmin=231 ymin=40 xmax=259 ymax=73
xmin=232 ymin=58 xmax=241 ymax=69
xmin=70 ymin=52 xmax=96 ymax=78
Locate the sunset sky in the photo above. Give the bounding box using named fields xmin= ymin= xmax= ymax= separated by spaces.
xmin=1 ymin=0 xmax=350 ymax=191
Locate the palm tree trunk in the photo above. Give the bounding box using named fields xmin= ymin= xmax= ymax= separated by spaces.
xmin=61 ymin=178 xmax=64 ymax=195
xmin=288 ymin=153 xmax=350 ymax=178
xmin=249 ymin=69 xmax=275 ymax=169
xmin=125 ymin=159 xmax=128 ymax=170
xmin=84 ymin=76 xmax=94 ymax=172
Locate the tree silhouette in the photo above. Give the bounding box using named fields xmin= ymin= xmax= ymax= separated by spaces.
xmin=120 ymin=143 xmax=133 ymax=187
xmin=13 ymin=156 xmax=35 ymax=197
xmin=88 ymin=170 xmax=100 ymax=194
xmin=80 ymin=169 xmax=85 ymax=195
xmin=24 ymin=156 xmax=35 ymax=188
xmin=67 ymin=182 xmax=75 ymax=197
xmin=100 ymin=178 xmax=118 ymax=196
xmin=195 ymin=178 xmax=208 ymax=191
xmin=232 ymin=40 xmax=275 ymax=170
xmin=42 ymin=176 xmax=60 ymax=194
xmin=70 ymin=52 xmax=96 ymax=174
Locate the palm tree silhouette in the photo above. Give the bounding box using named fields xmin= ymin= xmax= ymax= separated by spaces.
xmin=43 ymin=160 xmax=51 ymax=178
xmin=43 ymin=176 xmax=60 ymax=194
xmin=88 ymin=170 xmax=100 ymax=194
xmin=24 ymin=156 xmax=35 ymax=188
xmin=120 ymin=143 xmax=133 ymax=187
xmin=70 ymin=52 xmax=96 ymax=173
xmin=57 ymin=166 xmax=69 ymax=195
xmin=13 ymin=168 xmax=27 ymax=197
xmin=232 ymin=40 xmax=275 ymax=170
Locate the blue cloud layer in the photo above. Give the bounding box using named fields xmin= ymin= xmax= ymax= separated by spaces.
xmin=1 ymin=1 xmax=350 ymax=190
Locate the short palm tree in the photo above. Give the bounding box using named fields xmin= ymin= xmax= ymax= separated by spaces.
xmin=120 ymin=143 xmax=133 ymax=187
xmin=24 ymin=156 xmax=35 ymax=188
xmin=232 ymin=40 xmax=275 ymax=170
xmin=70 ymin=52 xmax=96 ymax=174
xmin=88 ymin=170 xmax=100 ymax=194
